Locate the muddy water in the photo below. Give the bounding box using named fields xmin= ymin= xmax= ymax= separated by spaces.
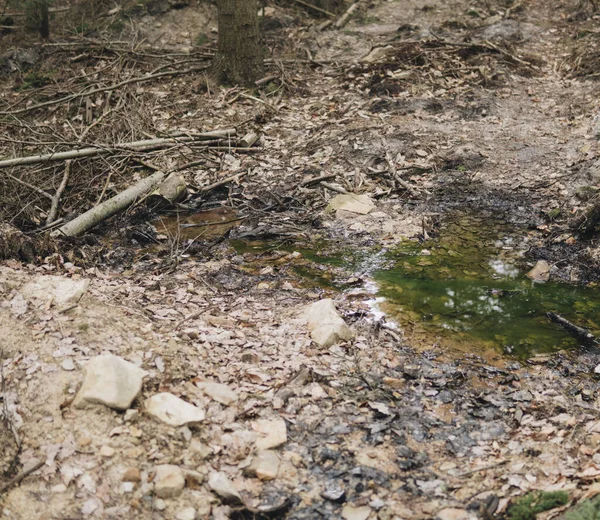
xmin=234 ymin=214 xmax=600 ymax=359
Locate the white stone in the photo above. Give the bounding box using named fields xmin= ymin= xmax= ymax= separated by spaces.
xmin=145 ymin=393 xmax=205 ymax=426
xmin=341 ymin=505 xmax=372 ymax=520
xmin=526 ymin=260 xmax=550 ymax=283
xmin=99 ymin=445 xmax=115 ymax=457
xmin=154 ymin=464 xmax=185 ymax=498
xmin=154 ymin=499 xmax=167 ymax=511
xmin=51 ymin=484 xmax=67 ymax=493
xmin=252 ymin=417 xmax=287 ymax=450
xmin=305 ymin=299 xmax=354 ymax=348
xmin=436 ymin=508 xmax=475 ymax=520
xmin=362 ymin=45 xmax=394 ymax=63
xmin=176 ymin=507 xmax=197 ymax=520
xmin=196 ymin=382 xmax=238 ymax=406
xmin=61 ymin=358 xmax=75 ymax=371
xmin=327 ymin=194 xmax=375 ymax=215
xmin=74 ymin=355 xmax=146 ymax=411
xmin=247 ymin=450 xmax=280 ymax=480
xmin=208 ymin=471 xmax=243 ymax=504
xmin=22 ymin=275 xmax=89 ymax=306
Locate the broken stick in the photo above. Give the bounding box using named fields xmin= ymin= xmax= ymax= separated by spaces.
xmin=547 ymin=312 xmax=598 ymax=346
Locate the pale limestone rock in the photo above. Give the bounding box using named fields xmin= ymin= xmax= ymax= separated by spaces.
xmin=99 ymin=446 xmax=115 ymax=458
xmin=246 ymin=450 xmax=280 ymax=480
xmin=154 ymin=464 xmax=185 ymax=498
xmin=145 ymin=393 xmax=205 ymax=426
xmin=305 ymin=299 xmax=354 ymax=347
xmin=327 ymin=194 xmax=375 ymax=215
xmin=196 ymin=382 xmax=238 ymax=406
xmin=208 ymin=471 xmax=243 ymax=505
xmin=74 ymin=355 xmax=146 ymax=411
xmin=526 ymin=260 xmax=550 ymax=282
xmin=22 ymin=275 xmax=89 ymax=306
xmin=436 ymin=508 xmax=475 ymax=520
xmin=252 ymin=417 xmax=287 ymax=450
xmin=362 ymin=45 xmax=394 ymax=63
xmin=176 ymin=507 xmax=196 ymax=520
xmin=341 ymin=505 xmax=372 ymax=520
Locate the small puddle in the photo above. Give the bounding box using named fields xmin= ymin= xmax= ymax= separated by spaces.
xmin=233 ymin=213 xmax=600 ymax=359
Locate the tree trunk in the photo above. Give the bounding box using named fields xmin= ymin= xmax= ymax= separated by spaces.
xmin=24 ymin=0 xmax=50 ymax=40
xmin=213 ymin=0 xmax=264 ymax=86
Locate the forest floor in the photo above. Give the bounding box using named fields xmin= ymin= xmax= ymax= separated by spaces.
xmin=2 ymin=0 xmax=600 ymax=519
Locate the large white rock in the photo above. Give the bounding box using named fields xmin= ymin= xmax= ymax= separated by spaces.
xmin=208 ymin=471 xmax=243 ymax=505
xmin=22 ymin=275 xmax=89 ymax=306
xmin=196 ymin=382 xmax=238 ymax=406
xmin=154 ymin=464 xmax=185 ymax=498
xmin=305 ymin=299 xmax=354 ymax=347
xmin=74 ymin=355 xmax=146 ymax=411
xmin=327 ymin=194 xmax=375 ymax=215
xmin=252 ymin=417 xmax=287 ymax=450
xmin=145 ymin=393 xmax=205 ymax=426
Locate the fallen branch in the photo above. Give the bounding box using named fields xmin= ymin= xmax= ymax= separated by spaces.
xmin=0 ymin=461 xmax=44 ymax=496
xmin=334 ymin=2 xmax=359 ymax=28
xmin=299 ymin=173 xmax=336 ymax=187
xmin=547 ymin=312 xmax=598 ymax=346
xmin=382 ymin=139 xmax=418 ymax=196
xmin=51 ymin=169 xmax=169 ymax=237
xmin=0 ymin=67 xmax=209 ymax=117
xmin=199 ymin=171 xmax=248 ymax=193
xmin=0 ymin=129 xmax=236 ymax=169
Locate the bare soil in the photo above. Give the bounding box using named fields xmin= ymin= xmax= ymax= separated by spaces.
xmin=2 ymin=0 xmax=600 ymax=519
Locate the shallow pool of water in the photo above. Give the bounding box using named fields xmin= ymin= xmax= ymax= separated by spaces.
xmin=234 ymin=214 xmax=600 ymax=358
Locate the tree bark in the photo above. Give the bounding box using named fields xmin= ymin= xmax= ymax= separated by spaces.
xmin=213 ymin=0 xmax=264 ymax=86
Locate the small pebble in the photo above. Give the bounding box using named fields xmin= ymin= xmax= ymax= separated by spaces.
xmin=100 ymin=445 xmax=115 ymax=458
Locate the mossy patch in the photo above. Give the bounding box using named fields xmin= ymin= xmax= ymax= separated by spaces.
xmin=507 ymin=491 xmax=569 ymax=520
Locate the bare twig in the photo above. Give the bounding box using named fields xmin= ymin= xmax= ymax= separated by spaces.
xmin=291 ymin=0 xmax=335 ymax=17
xmin=4 ymin=171 xmax=53 ymax=200
xmin=299 ymin=173 xmax=336 ymax=187
xmin=46 ymin=160 xmax=71 ymax=225
xmin=199 ymin=171 xmax=248 ymax=193
xmin=0 ymin=461 xmax=44 ymax=496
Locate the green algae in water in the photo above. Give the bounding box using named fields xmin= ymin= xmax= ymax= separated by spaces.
xmin=373 ymin=217 xmax=600 ymax=358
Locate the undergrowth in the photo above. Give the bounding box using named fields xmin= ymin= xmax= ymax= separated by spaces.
xmin=507 ymin=491 xmax=569 ymax=520
xmin=562 ymin=496 xmax=600 ymax=520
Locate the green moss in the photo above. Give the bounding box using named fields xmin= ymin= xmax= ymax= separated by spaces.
xmin=195 ymin=33 xmax=210 ymax=46
xmin=563 ymin=496 xmax=600 ymax=520
xmin=16 ymin=72 xmax=51 ymax=90
xmin=508 ymin=491 xmax=569 ymax=520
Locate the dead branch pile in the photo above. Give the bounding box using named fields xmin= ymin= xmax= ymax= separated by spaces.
xmin=351 ymin=39 xmax=543 ymax=97
xmin=0 ymin=40 xmax=259 ymax=230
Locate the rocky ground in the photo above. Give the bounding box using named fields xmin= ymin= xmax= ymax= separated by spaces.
xmin=2 ymin=0 xmax=600 ymax=519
